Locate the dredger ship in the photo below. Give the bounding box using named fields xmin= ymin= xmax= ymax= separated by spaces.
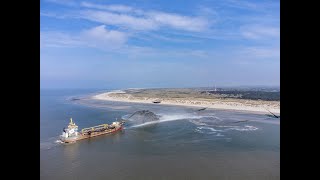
xmin=60 ymin=118 xmax=125 ymax=143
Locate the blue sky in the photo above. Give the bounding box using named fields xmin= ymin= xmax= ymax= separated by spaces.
xmin=40 ymin=0 xmax=280 ymax=89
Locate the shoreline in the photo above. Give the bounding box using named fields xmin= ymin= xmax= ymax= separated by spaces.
xmin=91 ymin=90 xmax=280 ymax=115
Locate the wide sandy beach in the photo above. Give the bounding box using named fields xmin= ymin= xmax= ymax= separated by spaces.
xmin=92 ymin=89 xmax=280 ymax=114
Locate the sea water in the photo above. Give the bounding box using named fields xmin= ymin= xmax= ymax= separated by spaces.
xmin=40 ymin=89 xmax=280 ymax=180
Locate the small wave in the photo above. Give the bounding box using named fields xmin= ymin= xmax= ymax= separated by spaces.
xmin=194 ymin=126 xmax=224 ymax=135
xmin=194 ymin=128 xmax=215 ymax=134
xmin=197 ymin=126 xmax=222 ymax=132
xmin=226 ymin=125 xmax=258 ymax=131
xmin=188 ymin=115 xmax=222 ymax=126
xmin=216 ymin=133 xmax=224 ymax=137
xmin=189 ymin=119 xmax=208 ymax=126
xmin=216 ymin=125 xmax=237 ymax=128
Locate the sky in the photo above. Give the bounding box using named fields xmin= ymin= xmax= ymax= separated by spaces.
xmin=40 ymin=0 xmax=280 ymax=89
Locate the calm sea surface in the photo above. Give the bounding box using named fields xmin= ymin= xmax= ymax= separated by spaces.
xmin=40 ymin=89 xmax=280 ymax=180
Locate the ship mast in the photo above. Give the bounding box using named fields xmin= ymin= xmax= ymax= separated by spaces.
xmin=68 ymin=117 xmax=77 ymax=129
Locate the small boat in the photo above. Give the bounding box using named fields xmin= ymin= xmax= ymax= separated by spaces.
xmin=60 ymin=118 xmax=125 ymax=143
xmin=152 ymin=99 xmax=161 ymax=103
xmin=197 ymin=107 xmax=207 ymax=111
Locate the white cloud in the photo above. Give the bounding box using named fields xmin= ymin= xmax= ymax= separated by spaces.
xmin=41 ymin=25 xmax=128 ymax=49
xmin=40 ymin=11 xmax=71 ymax=19
xmin=241 ymin=25 xmax=279 ymax=39
xmin=41 ymin=1 xmax=279 ymax=60
xmin=40 ymin=32 xmax=83 ymax=48
xmin=82 ymin=10 xmax=157 ymax=30
xmin=82 ymin=25 xmax=127 ymax=48
xmin=119 ymin=47 xmax=218 ymax=61
xmin=240 ymin=47 xmax=280 ymax=58
xmin=223 ymin=0 xmax=279 ymax=12
xmin=81 ymin=2 xmax=140 ymax=14
xmin=148 ymin=11 xmax=209 ymax=32
xmin=45 ymin=0 xmax=76 ymax=6
xmin=80 ymin=2 xmax=209 ymax=32
xmin=225 ymin=0 xmax=259 ymax=10
xmin=134 ymin=32 xmax=201 ymax=43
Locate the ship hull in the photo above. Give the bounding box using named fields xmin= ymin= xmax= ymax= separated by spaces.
xmin=61 ymin=126 xmax=123 ymax=143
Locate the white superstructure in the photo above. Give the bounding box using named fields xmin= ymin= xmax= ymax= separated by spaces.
xmin=61 ymin=118 xmax=79 ymax=139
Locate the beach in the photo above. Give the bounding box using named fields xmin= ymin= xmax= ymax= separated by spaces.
xmin=92 ymin=89 xmax=280 ymax=114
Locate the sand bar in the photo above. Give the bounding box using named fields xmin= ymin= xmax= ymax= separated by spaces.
xmin=92 ymin=89 xmax=280 ymax=114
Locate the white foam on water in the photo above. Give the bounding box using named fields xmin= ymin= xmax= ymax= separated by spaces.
xmin=197 ymin=114 xmax=222 ymax=120
xmin=197 ymin=126 xmax=222 ymax=132
xmin=245 ymin=125 xmax=259 ymax=130
xmin=216 ymin=125 xmax=237 ymax=128
xmin=40 ymin=137 xmax=63 ymax=150
xmin=128 ymin=112 xmax=259 ymax=135
xmin=130 ymin=113 xmax=201 ymax=128
xmin=216 ymin=133 xmax=224 ymax=137
xmin=55 ymin=140 xmax=63 ymax=144
xmin=194 ymin=129 xmax=215 ymax=135
xmin=41 ymin=141 xmax=59 ymax=150
xmin=226 ymin=125 xmax=259 ymax=131
xmin=189 ymin=119 xmax=208 ymax=126
xmin=250 ymin=119 xmax=280 ymax=125
xmin=194 ymin=126 xmax=225 ymax=135
xmin=188 ymin=114 xmax=223 ymax=126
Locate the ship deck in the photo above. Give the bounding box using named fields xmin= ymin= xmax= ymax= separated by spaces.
xmin=63 ymin=126 xmax=123 ymax=143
